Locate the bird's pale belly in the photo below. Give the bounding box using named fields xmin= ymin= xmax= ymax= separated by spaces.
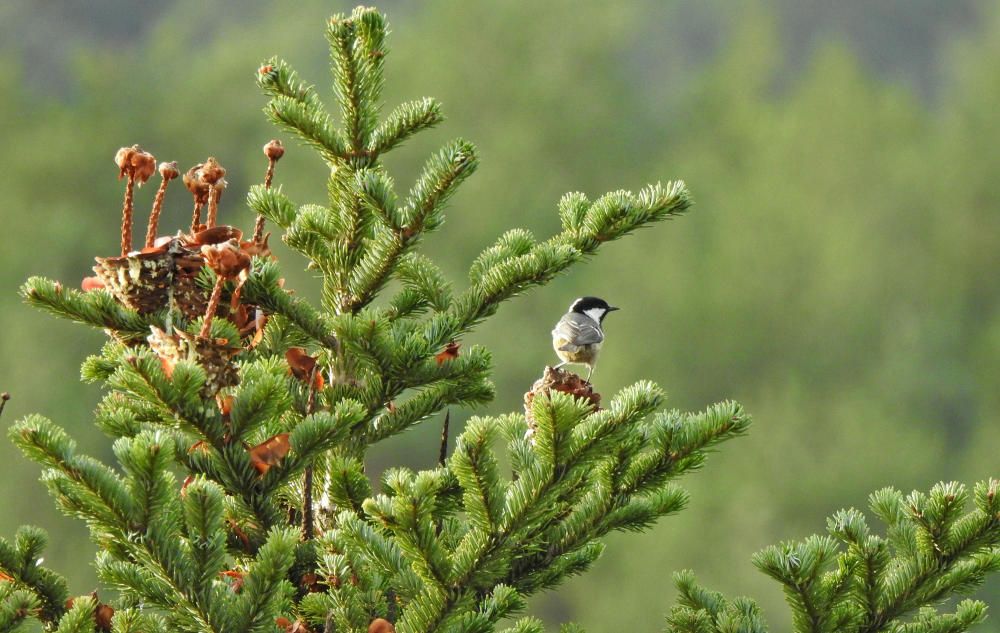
xmin=553 ymin=337 xmax=601 ymax=365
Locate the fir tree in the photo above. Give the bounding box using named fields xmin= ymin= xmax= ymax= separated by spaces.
xmin=3 ymin=7 xmax=998 ymax=633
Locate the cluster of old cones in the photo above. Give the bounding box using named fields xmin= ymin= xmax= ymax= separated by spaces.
xmin=82 ymin=141 xmax=285 ymax=395
xmin=523 ymin=366 xmax=601 ymax=439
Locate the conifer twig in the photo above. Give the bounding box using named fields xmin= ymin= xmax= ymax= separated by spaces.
xmin=302 ymin=365 xmax=319 ymax=540
xmin=199 ymin=241 xmax=251 ymax=339
xmin=0 ymin=392 xmax=9 ymax=421
xmin=254 ymin=140 xmax=285 ymax=243
xmin=241 ymin=267 xmax=339 ymax=350
xmin=21 ymin=277 xmax=158 ymax=342
xmin=120 ymin=176 xmax=136 ymax=256
xmin=302 ymin=468 xmax=314 ymax=540
xmin=144 ymin=162 xmax=179 ymax=248
xmin=199 ymin=157 xmax=227 ymax=229
xmin=438 ymin=409 xmax=450 ymax=468
xmin=199 ymin=278 xmax=225 ymax=340
xmin=435 ymin=409 xmax=451 ymax=537
xmin=205 ymin=191 xmax=219 ymax=228
xmin=207 ymin=186 xmax=220 ymax=227
xmin=114 ymin=145 xmax=155 ymax=256
xmin=190 ymin=201 xmax=204 ymax=230
xmin=183 ymin=163 xmax=209 ymax=231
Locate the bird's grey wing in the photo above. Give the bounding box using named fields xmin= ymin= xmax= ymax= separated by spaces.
xmin=553 ymin=313 xmax=603 ymax=350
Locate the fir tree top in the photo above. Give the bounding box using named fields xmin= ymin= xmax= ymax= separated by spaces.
xmin=3 ymin=6 xmax=998 ymax=633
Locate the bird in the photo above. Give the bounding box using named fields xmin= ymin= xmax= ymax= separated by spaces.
xmin=551 ymin=296 xmax=619 ymax=382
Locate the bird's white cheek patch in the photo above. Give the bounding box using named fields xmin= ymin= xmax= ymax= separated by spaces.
xmin=583 ymin=308 xmax=606 ymax=324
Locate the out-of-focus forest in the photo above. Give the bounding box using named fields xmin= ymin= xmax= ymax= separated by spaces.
xmin=0 ymin=1 xmax=998 ymax=631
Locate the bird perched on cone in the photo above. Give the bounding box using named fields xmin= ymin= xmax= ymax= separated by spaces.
xmin=551 ymin=296 xmax=619 ymax=381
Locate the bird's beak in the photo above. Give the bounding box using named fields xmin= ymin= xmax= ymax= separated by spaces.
xmin=608 ymin=306 xmax=620 ymax=312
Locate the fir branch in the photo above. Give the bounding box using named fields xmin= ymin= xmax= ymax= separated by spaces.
xmin=21 ymin=277 xmax=159 ymax=343
xmin=241 ymin=261 xmax=339 ymax=350
xmin=438 ymin=410 xmax=450 ymax=469
xmin=10 ymin=420 xmax=220 ymax=632
xmin=446 ymin=241 xmax=582 ymax=338
xmin=467 ymin=229 xmax=537 ymax=286
xmin=400 ymin=138 xmax=478 ymax=238
xmin=364 ymin=472 xmax=453 ymax=590
xmin=397 ymin=253 xmax=453 ymax=313
xmin=857 ymin=482 xmax=1000 ymax=632
xmin=258 ymin=59 xmax=348 ymax=163
xmin=558 ymin=180 xmax=693 ymax=253
xmin=498 ymin=618 xmax=546 ymax=633
xmin=260 ymin=402 xmax=366 ymax=492
xmin=111 ymin=354 xmax=285 ymax=538
xmin=326 ymin=8 xmax=386 ymax=158
xmin=667 ymin=480 xmax=1000 ymax=633
xmin=666 ymin=572 xmax=768 ymax=633
xmin=344 ymin=139 xmax=478 ymax=313
xmin=9 ymin=416 xmax=135 ymax=536
xmin=344 ymin=226 xmax=404 ymax=312
xmin=284 ymin=205 xmax=341 ymax=276
xmin=387 ymin=389 xmax=746 ymax=632
xmin=180 ymin=478 xmax=228 ymax=602
xmin=0 ymin=527 xmax=69 ymax=628
xmin=95 ymin=554 xmax=181 ymax=623
xmin=246 ymin=184 xmax=297 ymax=231
xmin=302 ymin=367 xmax=321 ymax=540
xmin=362 ymin=366 xmax=494 ymax=444
xmin=232 ymin=528 xmax=298 ymax=633
xmin=449 ymin=416 xmax=503 ymax=532
xmin=368 ymin=97 xmax=444 ymax=156
xmin=355 ymin=167 xmax=401 ymax=230
xmin=54 ymin=595 xmax=96 ymax=633
xmin=417 ymin=182 xmax=691 ymax=348
xmin=325 ymin=455 xmax=372 ymax=515
xmin=0 ymin=583 xmax=41 ymax=633
xmin=511 ymin=400 xmax=751 ymax=592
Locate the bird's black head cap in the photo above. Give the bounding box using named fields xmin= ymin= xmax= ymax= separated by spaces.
xmin=569 ymin=296 xmax=619 ymax=319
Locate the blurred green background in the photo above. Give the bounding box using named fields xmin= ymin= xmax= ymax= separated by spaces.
xmin=1 ymin=1 xmax=998 ymax=631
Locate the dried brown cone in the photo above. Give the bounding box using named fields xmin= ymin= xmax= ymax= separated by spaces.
xmin=241 ymin=233 xmax=272 ymax=259
xmin=114 ymin=145 xmax=156 ymax=256
xmin=368 ymin=618 xmax=395 ymax=633
xmin=199 ymin=239 xmax=251 ymax=339
xmin=263 ymin=139 xmax=286 ymax=164
xmin=179 ymin=225 xmax=246 ymax=320
xmin=206 ymin=177 xmax=227 ymax=228
xmin=183 ymin=163 xmax=210 ymax=230
xmin=254 ymin=139 xmax=285 ymax=242
xmin=94 ymin=601 xmax=114 ymax=632
xmin=148 ymin=326 xmax=240 ymax=396
xmin=186 ymin=225 xmax=244 ymax=247
xmin=93 ymin=234 xmax=209 ymax=318
xmin=199 ymin=156 xmax=226 ymax=186
xmin=65 ymin=592 xmax=113 ymax=632
xmin=202 ymin=239 xmax=251 ymax=280
xmin=92 ymin=237 xmax=202 ymax=317
xmin=199 ymin=157 xmax=227 ymax=228
xmin=144 ymin=161 xmax=179 ymax=248
xmin=171 ymin=247 xmax=210 ymax=319
xmin=275 ymin=617 xmax=312 ymax=633
xmin=94 ymin=247 xmax=172 ymax=314
xmin=114 ymin=145 xmax=157 ymax=184
xmin=523 ymin=366 xmax=601 ymax=437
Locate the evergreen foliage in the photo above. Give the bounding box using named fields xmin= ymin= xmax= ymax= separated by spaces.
xmin=666 ymin=480 xmax=1000 ymax=633
xmin=2 ymin=6 xmax=998 ymax=633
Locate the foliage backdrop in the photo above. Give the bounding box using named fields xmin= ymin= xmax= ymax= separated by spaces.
xmin=0 ymin=1 xmax=997 ymax=631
